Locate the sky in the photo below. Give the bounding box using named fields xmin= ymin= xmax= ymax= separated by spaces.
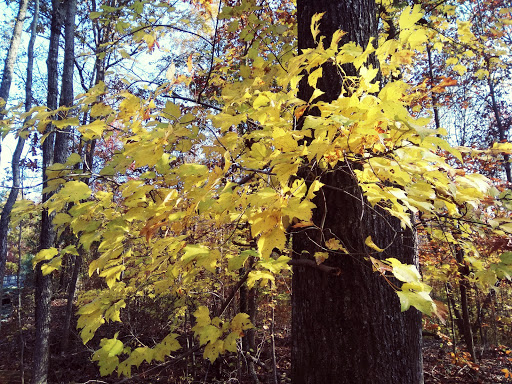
xmin=0 ymin=1 xmax=45 ymax=199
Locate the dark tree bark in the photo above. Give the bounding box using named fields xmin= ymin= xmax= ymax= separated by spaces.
xmin=426 ymin=44 xmax=441 ymax=131
xmin=455 ymin=247 xmax=476 ymax=361
xmin=240 ymin=259 xmax=259 ymax=384
xmin=32 ymin=1 xmax=65 ymax=383
xmin=54 ymin=0 xmax=77 ymax=162
xmin=486 ymin=64 xmax=510 ymax=182
xmin=291 ymin=1 xmax=423 ymax=383
xmin=60 ymin=254 xmax=81 ymax=354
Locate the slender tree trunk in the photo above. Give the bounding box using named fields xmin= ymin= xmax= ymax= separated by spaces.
xmin=0 ymin=0 xmax=29 ymax=103
xmin=54 ymin=0 xmax=77 ymax=163
xmin=291 ymin=1 xmax=423 ymax=383
xmin=446 ymin=282 xmax=464 ymax=339
xmin=0 ymin=0 xmax=30 ymax=324
xmin=240 ymin=259 xmax=260 ymax=384
xmin=445 ymin=283 xmax=458 ymax=355
xmin=56 ymin=0 xmax=82 ymax=356
xmin=486 ymin=64 xmax=510 ymax=182
xmin=17 ymin=218 xmax=25 ymax=384
xmin=32 ymin=2 xmax=64 ymax=383
xmin=60 ymin=254 xmax=81 ymax=354
xmin=0 ymin=0 xmax=29 ymax=127
xmin=426 ymin=44 xmax=441 ymax=131
xmin=455 ymin=247 xmax=476 ymax=362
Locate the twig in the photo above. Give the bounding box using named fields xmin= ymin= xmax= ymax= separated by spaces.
xmin=288 ymin=259 xmax=341 ymax=275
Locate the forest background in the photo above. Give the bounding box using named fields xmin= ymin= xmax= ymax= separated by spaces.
xmin=0 ymin=0 xmax=512 ymax=383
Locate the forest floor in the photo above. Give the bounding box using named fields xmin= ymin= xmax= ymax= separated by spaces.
xmin=1 ymin=295 xmax=512 ymax=383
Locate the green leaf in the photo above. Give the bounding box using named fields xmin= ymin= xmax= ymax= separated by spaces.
xmin=102 ymin=336 xmax=124 ymax=357
xmin=164 ymin=101 xmax=181 ymax=118
xmin=501 ymin=252 xmax=512 ymax=264
xmin=228 ymin=249 xmax=257 ymax=271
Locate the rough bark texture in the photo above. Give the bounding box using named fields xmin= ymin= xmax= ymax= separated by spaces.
xmin=291 ymin=1 xmax=423 ymax=383
xmin=426 ymin=44 xmax=441 ymax=131
xmin=487 ymin=68 xmax=510 ymax=182
xmin=456 ymin=247 xmax=476 ymax=361
xmin=54 ymin=0 xmax=77 ymax=163
xmin=60 ymin=254 xmax=81 ymax=354
xmin=32 ymin=2 xmax=64 ymax=383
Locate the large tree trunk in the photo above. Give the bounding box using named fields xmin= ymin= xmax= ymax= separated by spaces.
xmin=291 ymin=1 xmax=423 ymax=383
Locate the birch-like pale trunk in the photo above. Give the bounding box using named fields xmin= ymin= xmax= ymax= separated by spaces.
xmin=0 ymin=0 xmax=29 ymax=157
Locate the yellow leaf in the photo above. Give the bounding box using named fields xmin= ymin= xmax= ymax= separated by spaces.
xmin=231 ymin=313 xmax=253 ymax=334
xmin=193 ymin=306 xmax=211 ymax=327
xmin=314 ymin=252 xmax=329 ymax=264
xmin=253 ymin=93 xmax=270 ymax=109
xmin=204 ymin=339 xmax=224 ymax=362
xmin=308 ymin=67 xmax=323 ymax=88
xmin=258 ymin=227 xmax=286 ymax=259
xmin=58 ymin=181 xmax=92 ymax=202
xmin=310 ymin=13 xmax=325 ymax=42
xmin=453 ymin=64 xmax=467 ymax=76
xmin=325 ymin=238 xmax=347 ymax=253
xmin=282 ymin=196 xmax=315 ymax=222
xmin=365 ymin=236 xmax=384 ymax=252
xmin=309 ymin=88 xmax=325 ymax=103
xmin=33 ymin=247 xmax=58 ymax=267
xmin=399 ymin=5 xmax=424 ymax=29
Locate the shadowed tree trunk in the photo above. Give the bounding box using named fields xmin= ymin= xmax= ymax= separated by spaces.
xmin=291 ymin=1 xmax=423 ymax=383
xmin=32 ymin=1 xmax=65 ymax=382
xmin=0 ymin=0 xmax=30 ymax=325
xmin=486 ymin=63 xmax=510 ymax=182
xmin=455 ymin=247 xmax=476 ymax=362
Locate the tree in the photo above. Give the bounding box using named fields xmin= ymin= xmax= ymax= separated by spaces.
xmin=0 ymin=0 xmax=29 ymax=324
xmin=10 ymin=0 xmax=512 ymax=382
xmin=290 ymin=1 xmax=423 ymax=382
xmin=33 ymin=0 xmax=76 ymax=382
xmin=0 ymin=0 xmax=29 ymax=118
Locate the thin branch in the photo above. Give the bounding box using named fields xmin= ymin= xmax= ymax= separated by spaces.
xmin=288 ymin=259 xmax=341 ymax=275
